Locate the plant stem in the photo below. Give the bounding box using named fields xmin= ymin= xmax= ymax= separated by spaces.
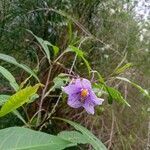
xmin=36 ymin=66 xmax=52 ymax=127
xmin=69 ymin=54 xmax=77 ymax=74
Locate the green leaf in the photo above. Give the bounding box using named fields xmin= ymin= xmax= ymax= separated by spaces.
xmin=68 ymin=45 xmax=84 ymax=56
xmin=82 ymin=56 xmax=91 ymax=74
xmin=19 ymin=64 xmax=40 ymax=82
xmin=113 ymin=63 xmax=132 ymax=75
xmin=0 ymin=53 xmax=17 ymax=64
xmin=0 ymin=54 xmax=39 ymax=82
xmin=94 ymin=83 xmax=130 ymax=106
xmin=0 ymin=84 xmax=42 ymax=117
xmin=0 ymin=95 xmax=10 ymax=106
xmin=58 ymin=131 xmax=88 ymax=144
xmin=19 ymin=76 xmax=32 ymax=89
xmin=27 ymin=94 xmax=39 ymax=103
xmin=67 ymin=45 xmax=91 ymax=74
xmin=0 ymin=66 xmax=19 ymax=91
xmin=45 ymin=73 xmax=70 ymax=98
xmin=105 ymin=86 xmax=130 ymax=107
xmin=53 ymin=73 xmax=70 ymax=89
xmin=45 ymin=41 xmax=59 ymax=56
xmin=27 ymin=30 xmax=51 ymax=61
xmin=0 ymin=127 xmax=73 ymax=150
xmin=0 ymin=95 xmax=29 ymax=125
xmin=116 ymin=77 xmax=150 ymax=99
xmin=13 ymin=110 xmax=28 ymax=126
xmin=54 ymin=118 xmax=107 ymax=150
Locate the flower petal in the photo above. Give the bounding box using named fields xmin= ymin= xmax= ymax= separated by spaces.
xmin=90 ymin=91 xmax=104 ymax=105
xmin=68 ymin=94 xmax=82 ymax=108
xmin=75 ymin=78 xmax=92 ymax=89
xmin=83 ymin=101 xmax=95 ymax=114
xmin=63 ymin=84 xmax=80 ymax=95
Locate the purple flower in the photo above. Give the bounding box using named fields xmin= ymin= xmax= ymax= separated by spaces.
xmin=63 ymin=78 xmax=104 ymax=114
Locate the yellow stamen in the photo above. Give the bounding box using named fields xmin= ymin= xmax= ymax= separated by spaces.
xmin=81 ymin=89 xmax=88 ymax=98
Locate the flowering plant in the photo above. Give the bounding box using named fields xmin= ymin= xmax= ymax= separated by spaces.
xmin=0 ymin=30 xmax=149 ymax=150
xmin=63 ymin=78 xmax=104 ymax=114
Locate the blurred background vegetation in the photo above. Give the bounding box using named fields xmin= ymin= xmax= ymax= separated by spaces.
xmin=0 ymin=0 xmax=149 ymax=149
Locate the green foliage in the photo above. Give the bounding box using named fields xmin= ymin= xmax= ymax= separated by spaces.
xmin=0 ymin=84 xmax=42 ymax=117
xmin=58 ymin=131 xmax=88 ymax=145
xmin=55 ymin=117 xmax=107 ymax=150
xmin=105 ymin=86 xmax=130 ymax=107
xmin=0 ymin=54 xmax=39 ymax=82
xmin=67 ymin=45 xmax=91 ymax=74
xmin=0 ymin=66 xmax=19 ymax=91
xmin=27 ymin=30 xmax=51 ymax=62
xmin=27 ymin=94 xmax=39 ymax=103
xmin=0 ymin=123 xmax=108 ymax=150
xmin=116 ymin=77 xmax=150 ymax=99
xmin=0 ymin=127 xmax=73 ymax=150
xmin=94 ymin=83 xmax=130 ymax=106
xmin=44 ymin=73 xmax=70 ymax=98
xmin=0 ymin=95 xmax=10 ymax=106
xmin=112 ymin=63 xmax=132 ymax=75
xmin=0 ymin=95 xmax=27 ymax=125
xmin=46 ymin=42 xmax=59 ymax=57
xmin=12 ymin=110 xmax=28 ymax=126
xmin=53 ymin=73 xmax=70 ymax=90
xmin=0 ymin=0 xmax=149 ymax=149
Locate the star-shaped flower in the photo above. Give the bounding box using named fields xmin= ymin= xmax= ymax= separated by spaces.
xmin=63 ymin=78 xmax=104 ymax=114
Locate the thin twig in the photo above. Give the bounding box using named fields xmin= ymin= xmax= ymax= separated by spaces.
xmin=36 ymin=66 xmax=52 ymax=126
xmin=53 ymin=50 xmax=67 ymax=63
xmin=29 ymin=109 xmax=45 ymax=124
xmin=108 ymin=109 xmax=115 ymax=150
xmin=37 ymin=93 xmax=63 ymax=128
xmin=48 ymin=93 xmax=63 ymax=118
xmin=69 ymin=54 xmax=77 ymax=74
xmin=69 ymin=37 xmax=90 ymax=74
xmin=146 ymin=115 xmax=150 ymax=150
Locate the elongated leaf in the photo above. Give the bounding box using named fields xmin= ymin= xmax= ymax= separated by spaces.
xmin=27 ymin=30 xmax=51 ymax=61
xmin=19 ymin=76 xmax=32 ymax=89
xmin=0 ymin=84 xmax=42 ymax=117
xmin=53 ymin=73 xmax=70 ymax=89
xmin=19 ymin=64 xmax=39 ymax=82
xmin=13 ymin=110 xmax=28 ymax=126
xmin=0 ymin=95 xmax=33 ymax=125
xmin=94 ymin=83 xmax=130 ymax=106
xmin=0 ymin=54 xmax=17 ymax=64
xmin=0 ymin=95 xmax=10 ymax=106
xmin=82 ymin=56 xmax=91 ymax=74
xmin=58 ymin=131 xmax=88 ymax=144
xmin=45 ymin=41 xmax=59 ymax=56
xmin=45 ymin=73 xmax=70 ymax=98
xmin=0 ymin=54 xmax=39 ymax=82
xmin=0 ymin=66 xmax=19 ymax=91
xmin=116 ymin=77 xmax=150 ymax=99
xmin=54 ymin=118 xmax=107 ymax=150
xmin=68 ymin=45 xmax=84 ymax=56
xmin=0 ymin=127 xmax=73 ymax=150
xmin=113 ymin=63 xmax=132 ymax=75
xmin=27 ymin=94 xmax=39 ymax=103
xmin=105 ymin=86 xmax=130 ymax=107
